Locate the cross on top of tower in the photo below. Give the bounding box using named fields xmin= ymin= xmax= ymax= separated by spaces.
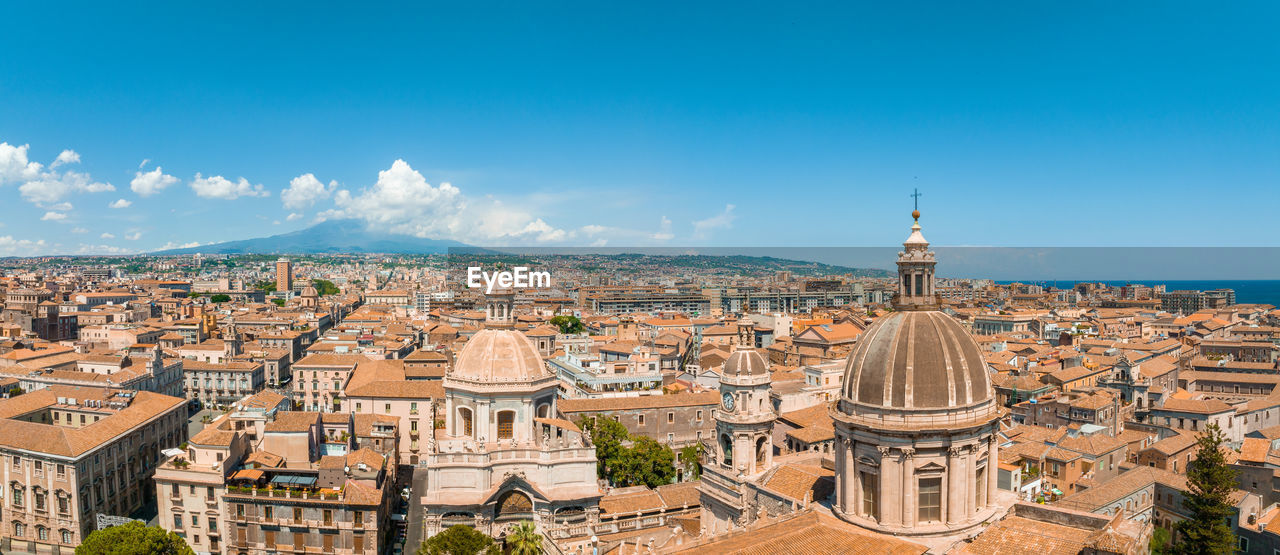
xmin=910 ymin=188 xmax=922 ymax=221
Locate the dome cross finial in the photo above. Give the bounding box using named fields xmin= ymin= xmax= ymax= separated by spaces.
xmin=911 ymin=187 xmax=922 ymax=221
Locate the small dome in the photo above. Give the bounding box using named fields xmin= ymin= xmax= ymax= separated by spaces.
xmin=840 ymin=311 xmax=991 ymax=410
xmin=724 ymin=349 xmax=768 ymax=377
xmin=450 ymin=329 xmax=549 ymax=383
xmin=301 ymin=285 xmax=318 ymax=297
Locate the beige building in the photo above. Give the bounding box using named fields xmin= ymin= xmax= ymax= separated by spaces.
xmin=154 ymin=400 xmax=394 ymax=555
xmin=339 ymin=358 xmax=445 ymax=465
xmin=830 ymin=212 xmax=1007 ymax=539
xmin=0 ymin=386 xmax=187 ymax=553
xmin=292 ymin=353 xmax=364 ymax=412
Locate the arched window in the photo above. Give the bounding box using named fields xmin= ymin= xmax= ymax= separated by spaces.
xmin=37 ymin=526 xmax=48 ymax=541
xmin=537 ymin=403 xmax=550 ymax=419
xmin=755 ymin=436 xmax=768 ymax=467
xmin=12 ymin=521 xmax=23 ymax=537
xmin=497 ymin=411 xmax=515 ymax=440
xmin=60 ymin=529 xmax=72 ymax=544
xmin=720 ymin=434 xmax=734 ymax=468
xmin=457 ymin=407 xmax=474 ymax=438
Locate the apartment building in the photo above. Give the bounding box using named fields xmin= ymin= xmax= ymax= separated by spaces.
xmin=0 ymin=386 xmax=187 ymax=553
xmin=292 ymin=354 xmax=364 ymax=412
xmin=183 ymin=360 xmax=266 ymax=409
xmin=154 ymin=409 xmax=394 ymax=555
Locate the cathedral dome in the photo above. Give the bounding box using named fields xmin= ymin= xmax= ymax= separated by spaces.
xmin=723 ymin=349 xmax=768 ymax=377
xmin=450 ymin=329 xmax=549 ymax=383
xmin=839 ymin=310 xmax=991 ymax=410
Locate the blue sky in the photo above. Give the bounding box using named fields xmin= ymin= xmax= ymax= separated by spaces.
xmin=1 ymin=1 xmax=1277 ymax=255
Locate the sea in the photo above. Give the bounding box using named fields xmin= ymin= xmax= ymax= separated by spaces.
xmin=996 ymin=280 xmax=1280 ymax=308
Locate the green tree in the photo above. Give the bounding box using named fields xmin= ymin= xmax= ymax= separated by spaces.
xmin=1174 ymin=423 xmax=1237 ymax=555
xmin=271 ymin=298 xmax=286 ymax=307
xmin=187 ymin=291 xmax=201 ymax=298
xmin=1151 ymin=526 xmax=1173 ymax=555
xmin=549 ymin=315 xmax=586 ymax=334
xmin=76 ymin=521 xmax=195 ymax=555
xmin=616 ymin=436 xmax=676 ymax=488
xmin=578 ymin=417 xmax=676 ymax=487
xmin=681 ymin=443 xmax=703 ymax=480
xmin=312 ymin=278 xmax=341 ymax=295
xmin=579 ymin=417 xmax=628 ymax=479
xmin=417 ymin=525 xmax=499 ymax=555
xmin=505 ymin=520 xmax=542 ymax=555
xmin=251 ymin=279 xmax=277 ymax=292
xmin=209 ymin=294 xmax=231 ymax=303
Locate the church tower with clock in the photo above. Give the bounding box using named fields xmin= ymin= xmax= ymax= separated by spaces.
xmin=697 ymin=347 xmax=777 ymax=535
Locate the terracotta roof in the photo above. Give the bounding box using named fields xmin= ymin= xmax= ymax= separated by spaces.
xmin=957 ymin=514 xmax=1098 ymax=555
xmin=265 ymin=411 xmax=320 ymax=433
xmin=673 ymin=510 xmax=926 ymax=555
xmin=762 ymin=463 xmax=834 ymax=502
xmin=600 ymin=487 xmax=666 ymax=515
xmin=0 ymin=387 xmax=185 ymax=458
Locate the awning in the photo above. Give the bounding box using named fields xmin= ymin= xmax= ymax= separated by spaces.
xmin=269 ymin=475 xmax=318 ymax=487
xmin=1051 ymin=488 xmax=1064 ymax=496
xmin=231 ymin=469 xmax=264 ymax=482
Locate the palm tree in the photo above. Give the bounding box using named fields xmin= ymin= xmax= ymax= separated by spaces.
xmin=505 ymin=521 xmax=541 ymax=555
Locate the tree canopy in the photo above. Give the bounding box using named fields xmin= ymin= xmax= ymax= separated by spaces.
xmin=209 ymin=294 xmax=231 ymax=303
xmin=76 ymin=521 xmax=195 ymax=555
xmin=505 ymin=521 xmax=541 ymax=555
xmin=579 ymin=417 xmax=676 ymax=488
xmin=417 ymin=525 xmax=500 ymax=555
xmin=549 ymin=315 xmax=586 ymax=334
xmin=1174 ymin=423 xmax=1237 ymax=554
xmin=312 ymin=278 xmax=341 ymax=296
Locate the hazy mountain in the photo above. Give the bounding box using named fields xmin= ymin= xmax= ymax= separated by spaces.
xmin=153 ymin=220 xmax=468 ymax=254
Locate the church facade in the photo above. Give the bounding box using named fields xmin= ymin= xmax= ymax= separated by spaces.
xmin=419 ymin=293 xmax=603 ymax=546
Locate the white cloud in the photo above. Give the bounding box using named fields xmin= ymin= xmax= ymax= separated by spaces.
xmin=70 ymin=227 xmax=87 ymax=234
xmin=0 ymin=236 xmax=45 ymax=256
xmin=51 ymin=149 xmax=80 ymax=168
xmin=1 ymin=143 xmax=114 ymax=204
xmin=125 ymin=232 xmax=143 ymax=241
xmin=693 ymin=204 xmax=736 ymax=238
xmin=138 ymin=159 xmax=150 ymax=169
xmin=50 ymin=202 xmax=73 ymax=211
xmin=18 ymin=170 xmax=114 ymax=204
xmin=189 ymin=173 xmax=268 ymax=199
xmin=323 ymin=159 xmax=572 ymax=245
xmin=41 ymin=212 xmax=67 ymax=221
xmin=281 ymin=173 xmax=337 ymax=210
xmin=157 ymin=241 xmax=201 ymax=251
xmin=0 ymin=143 xmax=42 ymax=184
xmin=131 ymin=166 xmax=179 ymax=196
xmin=651 ymin=216 xmax=674 ymax=240
xmin=109 ymin=199 xmax=132 ymax=209
xmin=286 ymin=212 xmax=303 ymax=221
xmin=76 ymin=244 xmax=132 ymax=255
xmin=100 ymin=232 xmax=116 ymax=239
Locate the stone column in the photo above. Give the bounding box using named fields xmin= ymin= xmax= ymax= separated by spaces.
xmin=878 ymin=446 xmax=899 ymax=526
xmin=901 ymin=447 xmax=915 ymax=527
xmin=964 ymin=445 xmax=976 ymax=516
xmin=947 ymin=446 xmax=962 ymax=525
xmin=847 ymin=438 xmax=860 ymax=517
xmin=986 ymin=435 xmax=999 ymax=508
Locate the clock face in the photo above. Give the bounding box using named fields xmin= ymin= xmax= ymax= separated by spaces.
xmin=722 ymin=392 xmax=735 ymax=411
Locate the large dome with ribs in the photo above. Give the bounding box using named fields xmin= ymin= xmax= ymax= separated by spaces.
xmin=450 ymin=329 xmax=549 ymax=382
xmin=840 ymin=310 xmax=992 ymax=410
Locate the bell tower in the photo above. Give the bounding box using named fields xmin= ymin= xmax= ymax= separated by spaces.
xmin=894 ymin=192 xmax=939 ymax=310
xmin=699 ymin=347 xmax=777 ymax=535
